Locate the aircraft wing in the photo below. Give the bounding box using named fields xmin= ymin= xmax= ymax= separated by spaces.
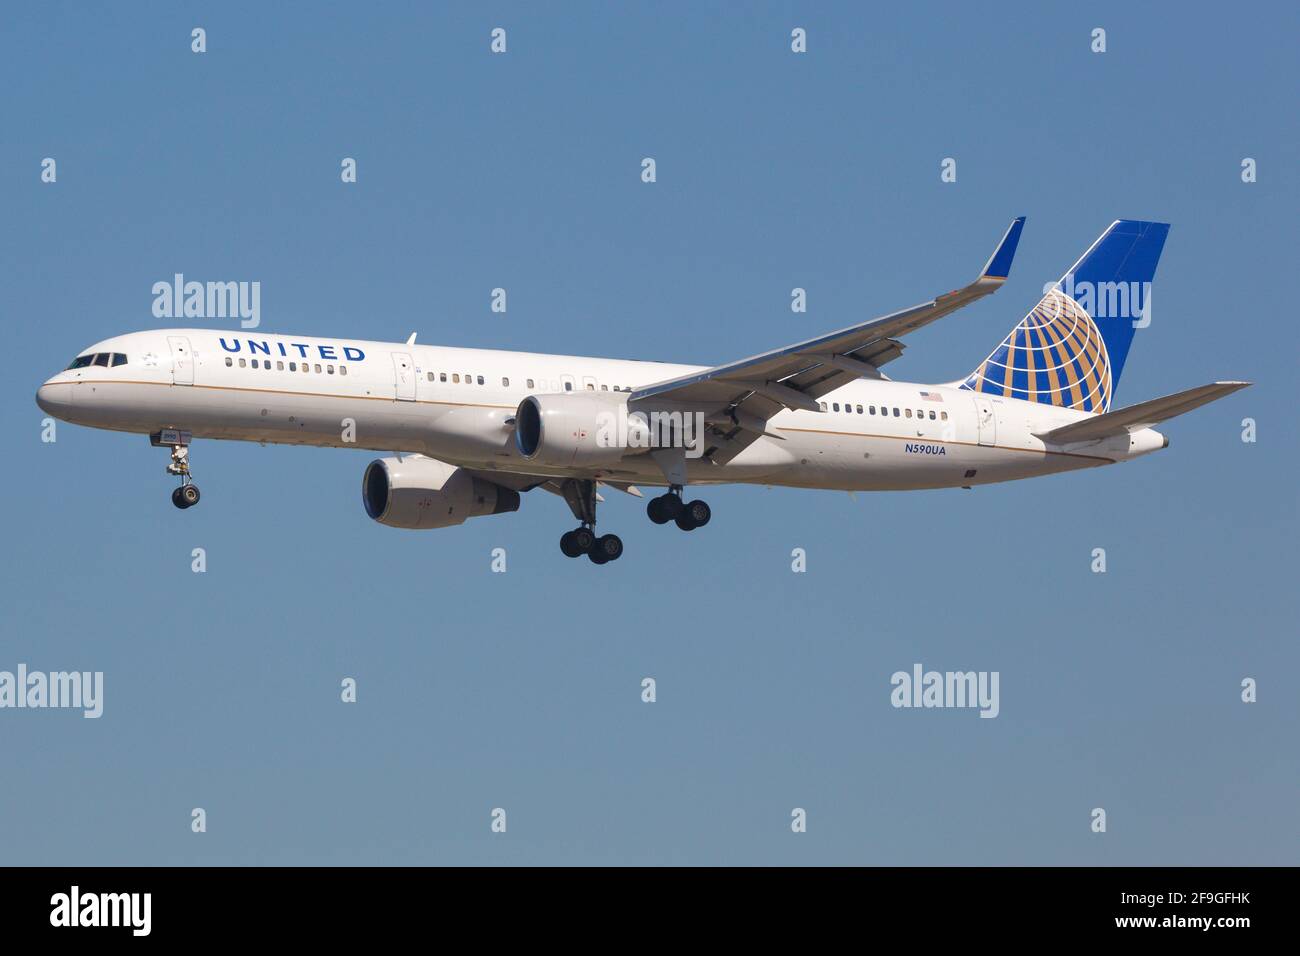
xmin=628 ymin=218 xmax=1025 ymax=429
xmin=1033 ymin=381 xmax=1251 ymax=444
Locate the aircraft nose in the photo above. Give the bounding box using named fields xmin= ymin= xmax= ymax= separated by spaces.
xmin=36 ymin=381 xmax=74 ymax=417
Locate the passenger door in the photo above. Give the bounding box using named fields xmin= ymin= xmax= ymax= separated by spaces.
xmin=167 ymin=335 xmax=194 ymax=385
xmin=392 ymin=352 xmax=416 ymax=401
xmin=973 ymin=397 xmax=996 ymax=446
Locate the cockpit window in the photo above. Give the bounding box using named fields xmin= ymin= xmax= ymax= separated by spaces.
xmin=65 ymin=352 xmax=127 ymax=370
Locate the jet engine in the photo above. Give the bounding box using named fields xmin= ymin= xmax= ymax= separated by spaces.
xmin=362 ymin=455 xmax=519 ymax=530
xmin=513 ymin=392 xmax=649 ymax=468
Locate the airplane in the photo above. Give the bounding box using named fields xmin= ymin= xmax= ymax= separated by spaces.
xmin=36 ymin=218 xmax=1249 ymax=565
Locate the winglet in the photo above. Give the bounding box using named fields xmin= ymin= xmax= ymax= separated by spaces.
xmin=979 ymin=216 xmax=1026 ymax=281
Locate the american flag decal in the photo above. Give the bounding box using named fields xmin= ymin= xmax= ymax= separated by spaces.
xmin=919 ymin=391 xmax=943 ymax=402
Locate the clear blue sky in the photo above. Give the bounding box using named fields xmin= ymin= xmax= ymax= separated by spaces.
xmin=2 ymin=2 xmax=1295 ymax=865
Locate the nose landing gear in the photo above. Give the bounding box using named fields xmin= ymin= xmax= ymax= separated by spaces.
xmin=152 ymin=429 xmax=201 ymax=510
xmin=171 ymin=483 xmax=201 ymax=509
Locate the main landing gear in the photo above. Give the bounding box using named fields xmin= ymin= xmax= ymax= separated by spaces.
xmin=646 ymin=486 xmax=711 ymax=532
xmin=557 ymin=478 xmax=623 ymax=565
xmin=152 ymin=429 xmax=201 ymax=510
xmin=559 ymin=526 xmax=623 ymax=564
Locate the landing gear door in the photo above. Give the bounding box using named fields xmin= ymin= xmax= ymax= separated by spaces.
xmin=392 ymin=352 xmax=416 ymax=401
xmin=167 ymin=335 xmax=194 ymax=385
xmin=973 ymin=397 xmax=996 ymax=446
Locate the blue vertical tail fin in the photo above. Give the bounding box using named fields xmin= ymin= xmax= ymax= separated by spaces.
xmin=960 ymin=220 xmax=1170 ymax=412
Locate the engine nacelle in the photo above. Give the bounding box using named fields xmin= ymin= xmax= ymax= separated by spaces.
xmin=362 ymin=456 xmax=519 ymax=530
xmin=513 ymin=392 xmax=640 ymax=468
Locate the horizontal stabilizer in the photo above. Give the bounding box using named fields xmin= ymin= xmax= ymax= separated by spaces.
xmin=1034 ymin=381 xmax=1251 ymax=443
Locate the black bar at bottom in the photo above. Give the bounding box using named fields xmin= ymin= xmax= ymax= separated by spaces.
xmin=0 ymin=866 xmax=1282 ymax=941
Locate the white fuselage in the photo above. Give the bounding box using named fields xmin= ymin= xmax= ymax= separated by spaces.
xmin=36 ymin=329 xmax=1167 ymax=491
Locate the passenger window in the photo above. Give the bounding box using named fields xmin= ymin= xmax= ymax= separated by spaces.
xmin=302 ymin=363 xmax=309 ymax=373
xmin=833 ymin=403 xmax=840 ymax=411
xmin=464 ymin=373 xmax=471 ymax=383
xmin=314 ymin=364 xmax=321 ymax=373
xmin=564 ymin=381 xmax=573 ymax=391
xmin=502 ymin=377 xmax=509 ymax=387
xmin=940 ymin=411 xmax=948 ymax=421
xmin=893 ymin=407 xmax=900 ymax=417
xmin=327 ymin=365 xmax=335 ymax=374
xmin=477 ymin=375 xmax=484 ymax=385
xmin=856 ymin=405 xmax=863 ymax=414
xmin=277 ymin=361 xmax=284 ymax=370
xmin=340 ymin=366 xmax=347 ymax=376
xmin=527 ymin=378 xmax=534 ymax=389
xmin=252 ymin=359 xmax=259 ymax=369
xmin=225 ymin=357 xmax=233 ymax=367
xmin=452 ymin=374 xmax=460 ymax=383
xmin=929 ymin=410 xmax=936 ymax=420
xmin=869 ymin=406 xmax=875 ymax=415
xmin=93 ymin=353 xmax=109 ymax=367
xmin=289 ymin=362 xmax=297 ymax=371
xmin=239 ymin=358 xmax=247 ymax=368
xmin=264 ymin=362 xmax=271 ymax=371
xmin=439 ymin=373 xmax=446 ymax=382
xmin=601 ymin=385 xmax=608 ymax=391
xmin=905 ymin=408 xmax=912 ymax=418
xmin=427 ymin=372 xmax=434 ymax=382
